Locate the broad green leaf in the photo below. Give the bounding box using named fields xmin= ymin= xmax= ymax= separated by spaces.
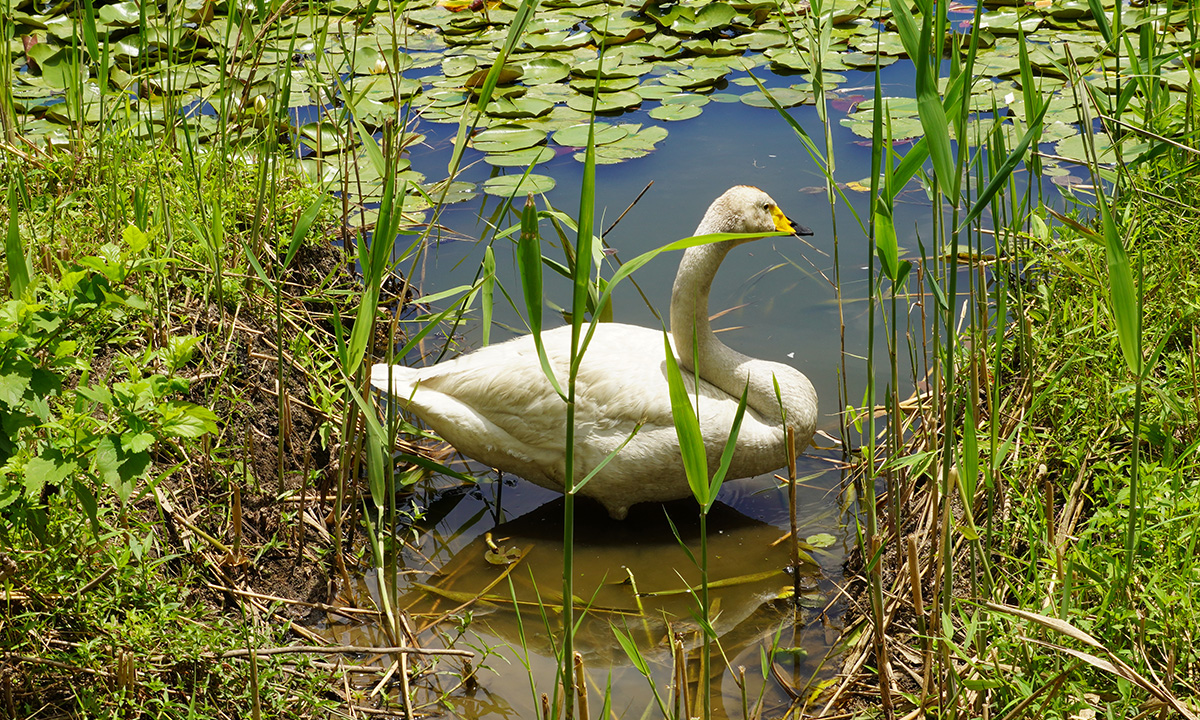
xmin=662 ymin=331 xmax=708 ymax=505
xmin=470 ymin=124 xmax=547 ymax=153
xmin=482 ymin=173 xmax=557 ymax=196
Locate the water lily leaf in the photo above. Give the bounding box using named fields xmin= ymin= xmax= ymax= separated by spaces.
xmin=349 ymin=46 xmax=414 ymax=75
xmin=482 ymin=173 xmax=557 ymax=197
xmin=732 ymin=29 xmax=789 ymax=50
xmin=552 ymin=122 xmax=630 ymax=147
xmin=634 ymin=83 xmax=681 ymax=101
xmin=29 ymin=46 xmax=89 ymax=89
xmin=767 ymin=50 xmax=811 ymax=72
xmin=424 ymin=180 xmax=478 ymax=204
xmin=442 ymin=55 xmax=478 ymax=77
xmin=565 ymin=90 xmax=642 ymax=113
xmin=466 ymin=64 xmax=523 ymax=88
xmin=806 ymin=533 xmax=837 ymax=548
xmin=841 ymin=51 xmax=899 ymax=68
xmin=420 ymin=88 xmax=469 ymax=108
xmin=1045 ymin=0 xmax=1090 ymax=19
xmin=1054 ymin=133 xmax=1116 ymax=165
xmin=649 ymin=103 xmax=702 ymax=121
xmin=298 ymin=122 xmax=350 ymax=155
xmin=483 ymin=146 xmax=558 ymax=167
xmin=523 ymin=30 xmax=593 ymax=51
xmin=97 ymin=1 xmax=140 ymax=25
xmin=740 ymin=87 xmax=810 ymax=108
xmin=520 ymin=57 xmax=571 ymax=84
xmin=568 ymin=76 xmax=639 ymax=94
xmin=471 ymin=124 xmax=547 ymax=153
xmin=659 ymin=66 xmax=728 ymax=89
xmin=486 ymin=95 xmax=554 ymax=118
xmin=682 ymin=38 xmax=741 ymax=56
xmin=978 ymin=10 xmax=1042 ymax=34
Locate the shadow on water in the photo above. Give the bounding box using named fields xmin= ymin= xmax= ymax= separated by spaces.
xmin=324 ymin=453 xmax=851 ymax=719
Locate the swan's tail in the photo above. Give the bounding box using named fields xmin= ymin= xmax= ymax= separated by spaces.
xmin=369 ymin=363 xmax=422 ymax=400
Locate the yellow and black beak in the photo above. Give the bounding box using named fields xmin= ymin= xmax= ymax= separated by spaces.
xmin=770 ymin=205 xmax=814 ymax=237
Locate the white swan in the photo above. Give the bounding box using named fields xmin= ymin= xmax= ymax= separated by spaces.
xmin=370 ymin=185 xmax=818 ymax=519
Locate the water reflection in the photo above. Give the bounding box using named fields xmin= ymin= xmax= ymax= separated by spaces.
xmin=325 ymin=461 xmax=849 ymax=720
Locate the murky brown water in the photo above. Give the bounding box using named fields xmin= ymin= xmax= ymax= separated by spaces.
xmin=325 ymin=458 xmax=851 ymax=719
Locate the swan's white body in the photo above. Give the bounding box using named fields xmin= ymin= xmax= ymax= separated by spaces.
xmin=371 ymin=186 xmax=818 ymax=519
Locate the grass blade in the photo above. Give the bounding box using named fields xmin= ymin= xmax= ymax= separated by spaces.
xmin=5 ymin=183 xmax=29 ymax=298
xmin=662 ymin=330 xmax=708 ymax=506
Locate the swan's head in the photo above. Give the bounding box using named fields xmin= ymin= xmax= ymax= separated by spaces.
xmin=699 ymin=185 xmax=814 ymax=241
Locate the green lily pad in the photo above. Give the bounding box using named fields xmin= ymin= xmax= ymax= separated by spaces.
xmin=979 ymin=10 xmax=1042 ymax=34
xmin=649 ymin=103 xmax=703 ymax=121
xmin=465 ymin=64 xmax=523 ymax=88
xmin=483 ymin=146 xmax=558 ymax=167
xmin=552 ymin=122 xmax=631 ymax=147
xmin=575 ymin=124 xmax=668 ymax=164
xmin=733 ymin=29 xmax=789 ymax=50
xmin=424 ymin=180 xmax=478 ymax=205
xmin=565 ymin=90 xmax=642 ymax=113
xmin=471 ymin=124 xmax=547 ymax=153
xmin=97 ymin=1 xmax=140 ymax=25
xmin=805 ymin=533 xmax=837 ymax=549
xmin=523 ymin=30 xmax=593 ymax=51
xmin=659 ymin=66 xmax=729 ymax=89
xmin=486 ymin=95 xmax=554 ymax=119
xmin=298 ymin=122 xmax=350 ymax=155
xmin=569 ymin=76 xmax=640 ymax=94
xmin=482 ymin=173 xmax=557 ymax=197
xmin=519 ymin=58 xmax=572 ymax=85
xmin=442 ymin=55 xmax=478 ymax=78
xmin=682 ymin=38 xmax=741 ymax=56
xmin=634 ymin=84 xmax=683 ymax=101
xmin=740 ymin=87 xmax=810 ymax=108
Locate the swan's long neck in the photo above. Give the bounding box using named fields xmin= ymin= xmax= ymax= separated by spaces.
xmin=670 ymin=241 xmax=744 ymax=379
xmin=669 ymin=239 xmax=787 ymax=420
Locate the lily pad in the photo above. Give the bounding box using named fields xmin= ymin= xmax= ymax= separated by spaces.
xmin=740 ymin=87 xmax=810 ymax=108
xmin=519 ymin=57 xmax=572 ymax=85
xmin=565 ymin=90 xmax=642 ymax=113
xmin=482 ymin=173 xmax=557 ymax=197
xmin=470 ymin=124 xmax=547 ymax=153
xmin=487 ymin=95 xmax=554 ymax=119
xmin=482 ymin=146 xmax=558 ymax=167
xmin=552 ymin=122 xmax=631 ymax=147
xmin=649 ymin=103 xmax=703 ymax=121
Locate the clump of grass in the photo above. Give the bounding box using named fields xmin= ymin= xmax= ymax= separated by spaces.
xmin=0 ymin=137 xmax=458 ymax=717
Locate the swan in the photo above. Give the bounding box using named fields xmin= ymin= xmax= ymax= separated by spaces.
xmin=370 ymin=185 xmax=818 ymax=519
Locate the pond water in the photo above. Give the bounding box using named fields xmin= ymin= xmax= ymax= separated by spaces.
xmin=322 ymin=64 xmax=951 ymax=718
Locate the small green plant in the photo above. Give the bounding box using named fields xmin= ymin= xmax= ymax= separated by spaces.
xmin=0 ymin=224 xmax=217 ymax=539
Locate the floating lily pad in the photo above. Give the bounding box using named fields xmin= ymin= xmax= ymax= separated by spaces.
xmin=740 ymin=87 xmax=810 ymax=108
xmin=442 ymin=55 xmax=478 ymax=77
xmin=423 ymin=180 xmax=478 ymax=204
xmin=569 ymin=76 xmax=641 ymax=94
xmin=97 ymin=1 xmax=140 ymax=25
xmin=519 ymin=57 xmax=572 ymax=84
xmin=471 ymin=124 xmax=547 ymax=153
xmin=805 ymin=533 xmax=837 ymax=549
xmin=483 ymin=146 xmax=558 ymax=167
xmin=486 ymin=95 xmax=554 ymax=118
xmin=523 ymin=30 xmax=592 ymax=51
xmin=565 ymin=90 xmax=641 ymax=113
xmin=552 ymin=122 xmax=631 ymax=147
xmin=482 ymin=173 xmax=557 ymax=197
xmin=649 ymin=103 xmax=703 ymax=121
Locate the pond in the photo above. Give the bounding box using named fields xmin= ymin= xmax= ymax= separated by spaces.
xmin=327 ymin=66 xmax=968 ymax=719
xmin=8 ymin=0 xmax=1184 ymax=713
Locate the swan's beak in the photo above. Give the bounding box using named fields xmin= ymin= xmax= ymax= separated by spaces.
xmin=771 ymin=205 xmax=814 ymax=237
